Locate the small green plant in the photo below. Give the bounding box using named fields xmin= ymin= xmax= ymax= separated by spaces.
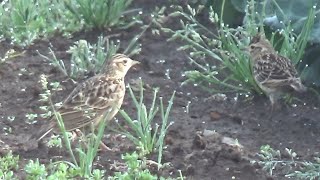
xmin=46 ymin=134 xmax=63 ymax=148
xmin=40 ymin=36 xmax=119 ymax=79
xmin=252 ymin=145 xmax=320 ymax=179
xmin=75 ymin=120 xmax=107 ymax=179
xmin=0 ymin=151 xmax=19 ymax=180
xmin=46 ymin=162 xmax=80 ymax=179
xmin=110 ymin=152 xmax=185 ymax=179
xmin=25 ymin=159 xmax=48 ymax=180
xmin=117 ymin=81 xmax=175 ymax=168
xmin=25 ymin=113 xmax=38 ymax=124
xmin=64 ymin=0 xmax=134 ymax=29
xmin=110 ymin=152 xmax=158 ymax=180
xmin=68 ymin=37 xmax=119 ymax=77
xmin=0 ymin=170 xmax=16 ymax=180
xmin=0 ymin=49 xmax=25 ymax=64
xmin=6 ymin=116 xmax=15 ymax=122
xmin=286 ymin=160 xmax=320 ymax=180
xmin=252 ymin=144 xmax=289 ymax=176
xmin=27 ymin=75 xmax=62 ymax=125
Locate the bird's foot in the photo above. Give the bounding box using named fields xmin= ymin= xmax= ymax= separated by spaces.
xmin=98 ymin=141 xmax=119 ymax=152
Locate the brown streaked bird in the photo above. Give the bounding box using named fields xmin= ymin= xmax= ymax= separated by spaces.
xmin=34 ymin=54 xmax=140 ymax=146
xmin=248 ymin=34 xmax=307 ymax=110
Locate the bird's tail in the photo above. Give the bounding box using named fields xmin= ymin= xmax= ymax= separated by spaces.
xmin=30 ymin=123 xmax=55 ymax=141
xmin=291 ymin=79 xmax=307 ymax=93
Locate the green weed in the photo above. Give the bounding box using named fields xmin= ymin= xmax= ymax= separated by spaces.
xmin=116 ymin=81 xmax=175 ymax=169
xmin=110 ymin=152 xmax=158 ymax=180
xmin=0 ymin=151 xmax=19 ymax=180
xmin=110 ymin=152 xmax=184 ymax=180
xmin=64 ymin=0 xmax=135 ymax=29
xmin=54 ymin=112 xmax=106 ymax=179
xmin=252 ymin=145 xmax=320 ymax=180
xmin=40 ymin=36 xmax=118 ymax=79
xmin=25 ymin=159 xmax=48 ymax=179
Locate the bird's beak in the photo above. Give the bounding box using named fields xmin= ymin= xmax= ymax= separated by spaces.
xmin=240 ymin=46 xmax=249 ymax=52
xmin=131 ymin=60 xmax=140 ymax=66
xmin=240 ymin=46 xmax=250 ymax=54
xmin=131 ymin=60 xmax=141 ymax=71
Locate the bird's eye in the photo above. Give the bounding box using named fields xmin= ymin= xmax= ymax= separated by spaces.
xmin=250 ymin=45 xmax=255 ymax=49
xmin=123 ymin=60 xmax=128 ymax=64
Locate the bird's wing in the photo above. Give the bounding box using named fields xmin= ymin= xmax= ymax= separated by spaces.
xmin=54 ymin=75 xmax=124 ymax=131
xmin=253 ymin=53 xmax=299 ymax=88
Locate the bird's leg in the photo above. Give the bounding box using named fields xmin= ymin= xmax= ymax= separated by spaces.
xmin=74 ymin=129 xmax=116 ymax=151
xmin=269 ymin=104 xmax=275 ymax=120
xmin=71 ymin=129 xmax=83 ymax=141
xmin=98 ymin=134 xmax=120 ymax=152
xmin=99 ymin=141 xmax=115 ymax=152
xmin=268 ymin=95 xmax=276 ymax=120
xmin=71 ymin=129 xmax=91 ymax=148
xmin=71 ymin=128 xmax=118 ymax=152
xmin=70 ymin=132 xmax=78 ymax=141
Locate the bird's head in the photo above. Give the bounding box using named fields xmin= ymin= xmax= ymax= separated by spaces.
xmin=105 ymin=54 xmax=140 ymax=76
xmin=247 ymin=34 xmax=274 ymax=59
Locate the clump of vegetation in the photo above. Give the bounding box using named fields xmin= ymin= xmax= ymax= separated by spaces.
xmin=42 ymin=36 xmax=120 ymax=79
xmin=25 ymin=75 xmax=62 ymax=125
xmin=160 ymin=0 xmax=314 ymax=95
xmin=54 ymin=112 xmax=107 ymax=179
xmin=117 ymin=81 xmax=175 ymax=167
xmin=64 ymin=0 xmax=135 ymax=29
xmin=252 ymin=145 xmax=320 ymax=180
xmin=0 ymin=0 xmax=80 ymax=46
xmin=110 ymin=152 xmax=159 ymax=180
xmin=24 ymin=158 xmax=103 ymax=179
xmin=0 ymin=151 xmax=19 ymax=180
xmin=0 ymin=0 xmax=137 ymax=46
xmin=110 ymin=152 xmax=184 ymax=180
xmin=24 ymin=159 xmax=48 ymax=179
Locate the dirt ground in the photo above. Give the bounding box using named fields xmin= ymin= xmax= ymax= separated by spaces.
xmin=0 ymin=1 xmax=320 ymax=180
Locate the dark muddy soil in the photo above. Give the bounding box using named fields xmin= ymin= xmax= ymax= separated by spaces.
xmin=0 ymin=1 xmax=319 ymax=180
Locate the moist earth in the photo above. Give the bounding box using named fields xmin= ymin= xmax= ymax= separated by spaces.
xmin=0 ymin=1 xmax=319 ymax=179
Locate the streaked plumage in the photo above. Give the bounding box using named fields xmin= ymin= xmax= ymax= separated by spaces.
xmin=248 ymin=34 xmax=306 ymax=107
xmin=34 ymin=53 xmax=140 ymax=141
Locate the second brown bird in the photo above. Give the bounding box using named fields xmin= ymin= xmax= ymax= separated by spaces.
xmin=248 ymin=34 xmax=306 ymax=109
